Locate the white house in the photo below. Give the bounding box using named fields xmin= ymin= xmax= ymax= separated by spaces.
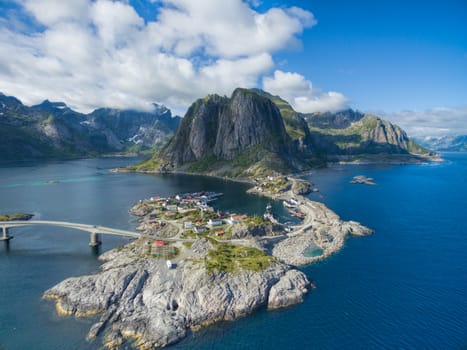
xmin=166 ymin=204 xmax=178 ymax=212
xmin=207 ymin=219 xmax=223 ymax=227
xmin=227 ymin=214 xmax=247 ymax=224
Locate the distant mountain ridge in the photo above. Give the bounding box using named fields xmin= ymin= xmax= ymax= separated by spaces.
xmin=247 ymin=91 xmax=432 ymax=161
xmin=416 ymin=135 xmax=467 ymax=152
xmin=133 ymin=88 xmax=434 ymax=177
xmin=304 ymin=109 xmax=431 ymax=160
xmin=0 ymin=93 xmax=181 ymax=161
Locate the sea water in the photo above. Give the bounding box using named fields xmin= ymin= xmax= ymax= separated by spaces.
xmin=0 ymin=154 xmax=466 ymax=349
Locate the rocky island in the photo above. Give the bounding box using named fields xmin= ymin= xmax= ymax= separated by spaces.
xmin=43 ymin=175 xmax=372 ymax=349
xmin=350 ymin=175 xmax=377 ymax=186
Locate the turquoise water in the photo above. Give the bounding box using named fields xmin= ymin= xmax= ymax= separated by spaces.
xmin=1 ymin=154 xmax=466 ymax=349
xmin=303 ymin=243 xmax=324 ymax=258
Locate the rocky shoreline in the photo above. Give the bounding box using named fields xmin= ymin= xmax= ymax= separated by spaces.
xmin=43 ymin=239 xmax=311 ymax=349
xmin=248 ymin=177 xmax=373 ymax=265
xmin=43 ymin=175 xmax=372 ymax=349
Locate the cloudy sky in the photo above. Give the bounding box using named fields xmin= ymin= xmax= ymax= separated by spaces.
xmin=0 ymin=0 xmax=466 ymax=136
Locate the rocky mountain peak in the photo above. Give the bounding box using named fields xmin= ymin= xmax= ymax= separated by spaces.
xmin=161 ymin=88 xmax=292 ymax=172
xmin=213 ymin=88 xmax=289 ymax=159
xmin=32 ymin=99 xmax=70 ymax=112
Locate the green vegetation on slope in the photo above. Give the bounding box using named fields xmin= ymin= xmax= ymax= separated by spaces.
xmin=205 ymin=240 xmax=272 ymax=273
xmin=250 ymin=89 xmax=308 ymax=140
xmin=307 ymin=114 xmax=431 ymax=156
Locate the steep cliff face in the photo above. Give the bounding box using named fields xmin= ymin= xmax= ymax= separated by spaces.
xmin=213 ymin=89 xmax=289 ymax=159
xmin=249 ymin=89 xmax=313 ymax=155
xmin=155 ymin=88 xmax=302 ymax=176
xmin=164 ymin=94 xmax=227 ymax=165
xmin=137 ymin=88 xmax=435 ymax=176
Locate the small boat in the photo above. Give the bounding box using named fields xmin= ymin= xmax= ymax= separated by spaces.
xmin=264 ymin=212 xmax=279 ymax=224
xmin=266 ymin=203 xmax=272 ymax=211
xmin=283 ymin=200 xmax=296 ymax=208
xmin=166 ymin=260 xmax=173 ymax=269
xmin=289 ymin=198 xmax=300 ymax=205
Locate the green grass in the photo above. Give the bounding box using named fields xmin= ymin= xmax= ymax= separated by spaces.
xmin=187 ymin=155 xmax=219 ymax=172
xmin=126 ymin=154 xmax=163 ymax=171
xmin=151 ymin=245 xmax=180 ymax=260
xmin=269 ymin=95 xmax=307 ymax=140
xmin=205 ymin=240 xmax=272 ymax=273
xmin=182 ymin=242 xmax=193 ymax=249
xmin=0 ymin=213 xmax=33 ymax=221
xmin=245 ymin=215 xmax=268 ymax=227
xmin=260 ymin=176 xmax=290 ymax=194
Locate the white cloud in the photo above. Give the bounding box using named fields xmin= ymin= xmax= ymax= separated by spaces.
xmin=20 ymin=0 xmax=89 ymax=26
xmin=90 ymin=0 xmax=147 ymax=50
xmin=150 ymin=1 xmax=316 ymax=58
xmin=378 ymin=106 xmax=467 ymax=137
xmin=0 ymin=0 xmax=316 ymax=113
xmin=263 ymin=70 xmax=349 ymax=113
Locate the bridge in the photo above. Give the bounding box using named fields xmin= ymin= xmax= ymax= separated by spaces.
xmin=0 ymin=220 xmax=143 ymax=247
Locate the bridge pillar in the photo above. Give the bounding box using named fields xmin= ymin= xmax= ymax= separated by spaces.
xmin=0 ymin=226 xmax=12 ymax=242
xmin=89 ymin=232 xmax=102 ymax=247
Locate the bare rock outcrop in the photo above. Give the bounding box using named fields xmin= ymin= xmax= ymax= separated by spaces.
xmin=44 ymin=239 xmax=310 ymax=349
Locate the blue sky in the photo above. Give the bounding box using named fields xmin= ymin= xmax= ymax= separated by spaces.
xmin=0 ymin=0 xmax=466 ymax=136
xmin=276 ymin=0 xmax=467 ymax=112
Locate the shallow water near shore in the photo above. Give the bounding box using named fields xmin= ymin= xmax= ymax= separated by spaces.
xmin=303 ymin=242 xmax=324 ymax=258
xmin=1 ymin=154 xmax=466 ymax=349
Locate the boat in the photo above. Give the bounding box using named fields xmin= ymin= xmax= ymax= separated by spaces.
xmin=263 ymin=212 xmax=279 ymax=224
xmin=283 ymin=200 xmax=296 ymax=208
xmin=289 ymin=209 xmax=305 ymax=219
xmin=166 ymin=260 xmax=173 ymax=269
xmin=266 ymin=203 xmax=272 ymax=211
xmin=289 ymin=198 xmax=300 ymax=205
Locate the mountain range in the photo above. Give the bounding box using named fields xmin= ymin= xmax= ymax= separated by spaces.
xmin=0 ymin=93 xmax=181 ymax=161
xmin=416 ymin=135 xmax=467 ymax=152
xmin=133 ymin=88 xmax=435 ymax=178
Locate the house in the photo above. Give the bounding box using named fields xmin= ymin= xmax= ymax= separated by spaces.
xmin=166 ymin=204 xmax=178 ymax=212
xmin=215 ymin=230 xmax=225 ymax=236
xmin=154 ymin=240 xmax=166 ymax=246
xmin=228 ymin=214 xmax=248 ymax=224
xmin=166 ymin=260 xmax=173 ymax=269
xmin=194 ymin=226 xmax=207 ymax=234
xmin=207 ymin=219 xmax=223 ymax=227
xmin=184 ymin=221 xmax=193 ymax=229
